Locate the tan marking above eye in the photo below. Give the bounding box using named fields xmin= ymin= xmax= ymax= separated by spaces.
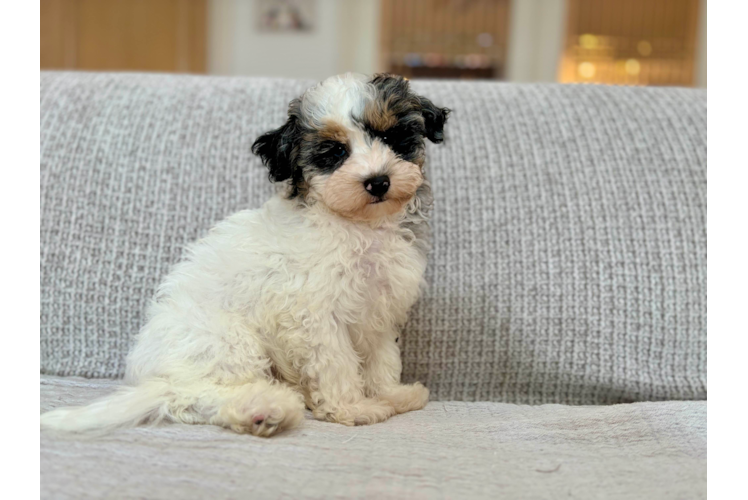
xmin=316 ymin=119 xmax=349 ymax=142
xmin=362 ymin=101 xmax=398 ymax=131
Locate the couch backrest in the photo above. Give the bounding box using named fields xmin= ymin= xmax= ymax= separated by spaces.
xmin=41 ymin=72 xmax=707 ymax=404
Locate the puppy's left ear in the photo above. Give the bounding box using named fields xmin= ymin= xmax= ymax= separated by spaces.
xmin=418 ymin=96 xmax=450 ymax=144
xmin=251 ymin=117 xmax=301 ymax=183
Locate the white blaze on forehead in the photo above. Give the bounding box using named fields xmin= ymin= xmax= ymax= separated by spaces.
xmin=346 ymin=127 xmax=369 ymax=154
xmin=299 ymin=73 xmax=373 ymax=126
xmin=344 ymin=135 xmax=398 ymax=179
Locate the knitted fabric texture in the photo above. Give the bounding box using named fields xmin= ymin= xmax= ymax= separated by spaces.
xmin=40 ymin=72 xmax=707 ymax=404
xmin=41 ymin=376 xmax=707 ymax=499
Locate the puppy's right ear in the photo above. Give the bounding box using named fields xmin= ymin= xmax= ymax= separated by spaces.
xmin=251 ymin=117 xmax=301 ymax=182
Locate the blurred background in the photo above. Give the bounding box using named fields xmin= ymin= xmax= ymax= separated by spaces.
xmin=40 ymin=0 xmax=706 ymax=87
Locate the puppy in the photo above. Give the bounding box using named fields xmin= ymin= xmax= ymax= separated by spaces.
xmin=41 ymin=73 xmax=449 ymax=437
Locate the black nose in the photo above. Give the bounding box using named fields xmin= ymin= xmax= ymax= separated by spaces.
xmin=364 ymin=175 xmax=390 ymax=198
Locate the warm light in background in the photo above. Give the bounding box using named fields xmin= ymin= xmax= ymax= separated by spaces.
xmin=637 ymin=40 xmax=653 ymax=57
xmin=578 ymin=61 xmax=595 ymax=79
xmin=558 ymin=0 xmax=701 ymax=86
xmin=625 ymin=59 xmax=641 ymax=76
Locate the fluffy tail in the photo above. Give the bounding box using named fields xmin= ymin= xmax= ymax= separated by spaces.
xmin=40 ymin=380 xmax=172 ymax=434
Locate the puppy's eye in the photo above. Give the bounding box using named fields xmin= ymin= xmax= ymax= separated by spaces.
xmin=333 ymin=145 xmax=346 ymax=157
xmin=387 ymin=134 xmax=417 ymax=155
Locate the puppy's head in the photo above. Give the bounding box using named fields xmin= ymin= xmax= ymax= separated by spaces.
xmin=252 ymin=73 xmax=449 ymax=221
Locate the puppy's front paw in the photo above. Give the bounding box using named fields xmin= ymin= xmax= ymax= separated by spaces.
xmin=377 ymin=382 xmax=429 ymax=414
xmin=313 ymin=398 xmax=396 ymax=426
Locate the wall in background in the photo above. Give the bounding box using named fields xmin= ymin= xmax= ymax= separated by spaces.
xmin=209 ymin=0 xmax=556 ymax=82
xmin=208 ymin=0 xmax=379 ymax=80
xmin=337 ymin=0 xmax=380 ymax=76
xmin=506 ymin=0 xmax=566 ymax=82
xmin=207 ymin=0 xmax=569 ymax=83
xmin=696 ymin=0 xmax=706 ymax=87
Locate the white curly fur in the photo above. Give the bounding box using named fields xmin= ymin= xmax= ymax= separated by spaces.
xmin=41 ymin=74 xmax=434 ymax=437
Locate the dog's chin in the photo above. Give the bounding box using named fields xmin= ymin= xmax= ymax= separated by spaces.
xmin=329 ymin=194 xmax=414 ymax=222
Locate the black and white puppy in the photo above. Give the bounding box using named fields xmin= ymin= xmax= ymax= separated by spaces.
xmin=41 ymin=73 xmax=450 ymax=437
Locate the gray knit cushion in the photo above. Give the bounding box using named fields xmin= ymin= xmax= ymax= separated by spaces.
xmin=40 ymin=72 xmax=707 ymax=404
xmin=41 ymin=376 xmax=707 ymax=500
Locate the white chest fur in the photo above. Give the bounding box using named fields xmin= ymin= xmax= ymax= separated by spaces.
xmin=344 ymin=225 xmax=426 ymax=328
xmin=126 ymin=195 xmax=428 ymax=384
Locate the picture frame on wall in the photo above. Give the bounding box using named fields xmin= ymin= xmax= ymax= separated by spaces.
xmin=257 ymin=0 xmax=316 ymax=32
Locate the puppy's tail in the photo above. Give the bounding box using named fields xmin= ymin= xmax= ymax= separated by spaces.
xmin=40 ymin=379 xmax=172 ymax=434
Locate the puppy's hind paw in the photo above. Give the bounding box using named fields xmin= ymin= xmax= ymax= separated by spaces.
xmin=217 ymin=381 xmax=305 ymax=437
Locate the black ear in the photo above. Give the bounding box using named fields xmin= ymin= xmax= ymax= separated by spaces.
xmin=418 ymin=96 xmax=450 ymax=143
xmin=251 ymin=117 xmax=301 ymax=182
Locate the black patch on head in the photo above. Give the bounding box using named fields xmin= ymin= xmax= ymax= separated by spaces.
xmin=366 ymin=123 xmax=424 ymax=163
xmin=251 ymin=116 xmax=303 ymax=184
xmin=304 ymin=139 xmax=349 ymax=174
xmin=370 ymin=73 xmax=412 ymax=108
xmin=367 ymin=73 xmax=450 ymax=149
xmin=253 ymin=97 xmax=352 ymax=198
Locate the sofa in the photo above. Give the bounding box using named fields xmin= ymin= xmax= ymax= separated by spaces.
xmin=40 ymin=72 xmax=707 ymax=499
